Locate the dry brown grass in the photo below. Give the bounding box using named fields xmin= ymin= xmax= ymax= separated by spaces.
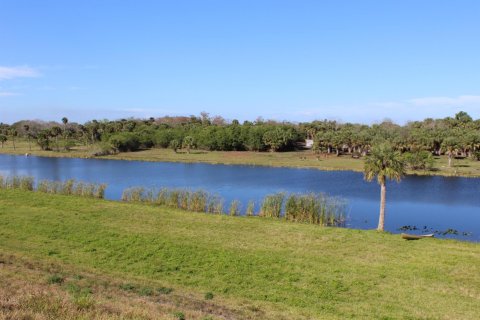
xmin=0 ymin=254 xmax=266 ymax=320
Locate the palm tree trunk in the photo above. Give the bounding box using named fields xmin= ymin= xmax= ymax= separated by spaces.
xmin=378 ymin=182 xmax=386 ymax=231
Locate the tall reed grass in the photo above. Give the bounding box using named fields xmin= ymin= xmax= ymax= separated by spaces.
xmin=229 ymin=200 xmax=240 ymax=216
xmin=121 ymin=186 xmax=348 ymax=227
xmin=121 ymin=187 xmax=223 ymax=214
xmin=0 ymin=175 xmax=107 ymax=199
xmin=0 ymin=175 xmax=347 ymax=227
xmin=246 ymin=200 xmax=255 ymax=217
xmin=284 ymin=193 xmax=347 ymax=226
xmin=0 ymin=176 xmax=34 ymax=191
xmin=260 ymin=193 xmax=285 ymax=218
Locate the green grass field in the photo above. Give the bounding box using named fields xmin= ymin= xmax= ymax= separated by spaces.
xmin=2 ymin=140 xmax=480 ymax=177
xmin=1 ymin=189 xmax=479 ymax=319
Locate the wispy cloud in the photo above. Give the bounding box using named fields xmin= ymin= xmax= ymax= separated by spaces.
xmin=120 ymin=108 xmax=155 ymax=113
xmin=287 ymin=94 xmax=480 ymax=124
xmin=0 ymin=91 xmax=19 ymax=97
xmin=407 ymin=95 xmax=480 ymax=106
xmin=118 ymin=108 xmax=175 ymax=114
xmin=0 ymin=66 xmax=40 ymax=80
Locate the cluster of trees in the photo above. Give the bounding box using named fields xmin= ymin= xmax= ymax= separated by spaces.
xmin=0 ymin=117 xmax=74 ymax=151
xmin=309 ymin=111 xmax=480 ymax=157
xmin=100 ymin=116 xmax=300 ymax=153
xmin=1 ymin=113 xmax=302 ymax=154
xmin=1 ymin=112 xmax=479 ymax=166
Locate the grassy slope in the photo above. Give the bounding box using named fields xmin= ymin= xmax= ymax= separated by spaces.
xmin=2 ymin=140 xmax=480 ymax=177
xmin=1 ymin=190 xmax=479 ymax=319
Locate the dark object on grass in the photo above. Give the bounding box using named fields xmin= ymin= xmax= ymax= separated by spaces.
xmin=401 ymin=233 xmax=434 ymax=240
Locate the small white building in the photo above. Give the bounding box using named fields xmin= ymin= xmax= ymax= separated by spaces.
xmin=305 ymin=139 xmax=314 ymax=149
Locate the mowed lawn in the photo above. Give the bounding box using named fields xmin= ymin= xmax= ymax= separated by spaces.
xmin=1 ymin=190 xmax=479 ymax=319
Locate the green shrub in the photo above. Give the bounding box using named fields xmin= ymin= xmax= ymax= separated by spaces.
xmin=204 ymin=292 xmax=214 ymax=300
xmin=138 ymin=287 xmax=154 ymax=296
xmin=169 ymin=139 xmax=181 ymax=152
xmin=173 ymin=312 xmax=186 ymax=320
xmin=403 ymin=151 xmax=434 ymax=171
xmin=109 ymin=132 xmax=142 ymax=152
xmin=47 ymin=274 xmax=64 ymax=285
xmin=119 ymin=283 xmax=136 ymax=291
xmin=473 ymin=151 xmax=480 ymax=161
xmin=157 ymin=286 xmax=173 ymax=295
xmin=73 ymin=295 xmax=95 ymax=310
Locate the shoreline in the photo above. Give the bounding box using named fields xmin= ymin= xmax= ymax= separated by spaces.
xmin=1 ymin=143 xmax=480 ymax=178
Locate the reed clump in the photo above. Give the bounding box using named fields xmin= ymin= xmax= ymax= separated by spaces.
xmin=246 ymin=200 xmax=255 ymax=217
xmin=0 ymin=175 xmax=107 ymax=199
xmin=207 ymin=195 xmax=224 ymax=214
xmin=229 ymin=200 xmax=240 ymax=216
xmin=121 ymin=187 xmax=223 ymax=214
xmin=260 ymin=193 xmax=285 ymax=218
xmin=0 ymin=176 xmax=35 ymax=191
xmin=284 ymin=193 xmax=347 ymax=226
xmin=189 ymin=190 xmax=208 ymax=212
xmin=120 ymin=186 xmax=347 ymax=227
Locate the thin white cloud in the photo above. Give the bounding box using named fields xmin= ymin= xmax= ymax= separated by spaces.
xmin=287 ymin=94 xmax=480 ymax=124
xmin=407 ymin=95 xmax=480 ymax=106
xmin=369 ymin=101 xmax=404 ymax=108
xmin=0 ymin=91 xmax=19 ymax=97
xmin=0 ymin=66 xmax=40 ymax=80
xmin=120 ymin=108 xmax=154 ymax=113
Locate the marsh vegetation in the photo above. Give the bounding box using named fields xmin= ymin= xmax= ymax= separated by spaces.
xmin=121 ymin=186 xmax=347 ymax=227
xmin=0 ymin=175 xmax=106 ymax=199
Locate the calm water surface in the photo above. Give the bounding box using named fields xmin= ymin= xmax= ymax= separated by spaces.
xmin=1 ymin=154 xmax=479 ymax=241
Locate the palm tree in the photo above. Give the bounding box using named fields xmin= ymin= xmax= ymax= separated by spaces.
xmin=441 ymin=136 xmax=459 ymax=168
xmin=183 ymin=136 xmax=194 ymax=154
xmin=364 ymin=143 xmax=406 ymax=231
xmin=50 ymin=126 xmax=62 ymax=151
xmin=61 ymin=117 xmax=69 ymax=148
xmin=0 ymin=134 xmax=7 ymax=148
xmin=23 ymin=124 xmax=32 ymax=151
xmin=8 ymin=128 xmax=17 ymax=150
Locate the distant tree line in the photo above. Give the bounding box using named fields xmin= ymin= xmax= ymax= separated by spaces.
xmin=1 ymin=111 xmax=479 ymax=167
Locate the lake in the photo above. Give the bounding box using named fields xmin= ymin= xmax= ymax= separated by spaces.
xmin=1 ymin=154 xmax=479 ymax=241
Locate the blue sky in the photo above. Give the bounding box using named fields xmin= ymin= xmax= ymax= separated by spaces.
xmin=1 ymin=0 xmax=480 ymax=124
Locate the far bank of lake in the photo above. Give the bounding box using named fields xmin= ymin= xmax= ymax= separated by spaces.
xmin=1 ymin=141 xmax=480 ymax=178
